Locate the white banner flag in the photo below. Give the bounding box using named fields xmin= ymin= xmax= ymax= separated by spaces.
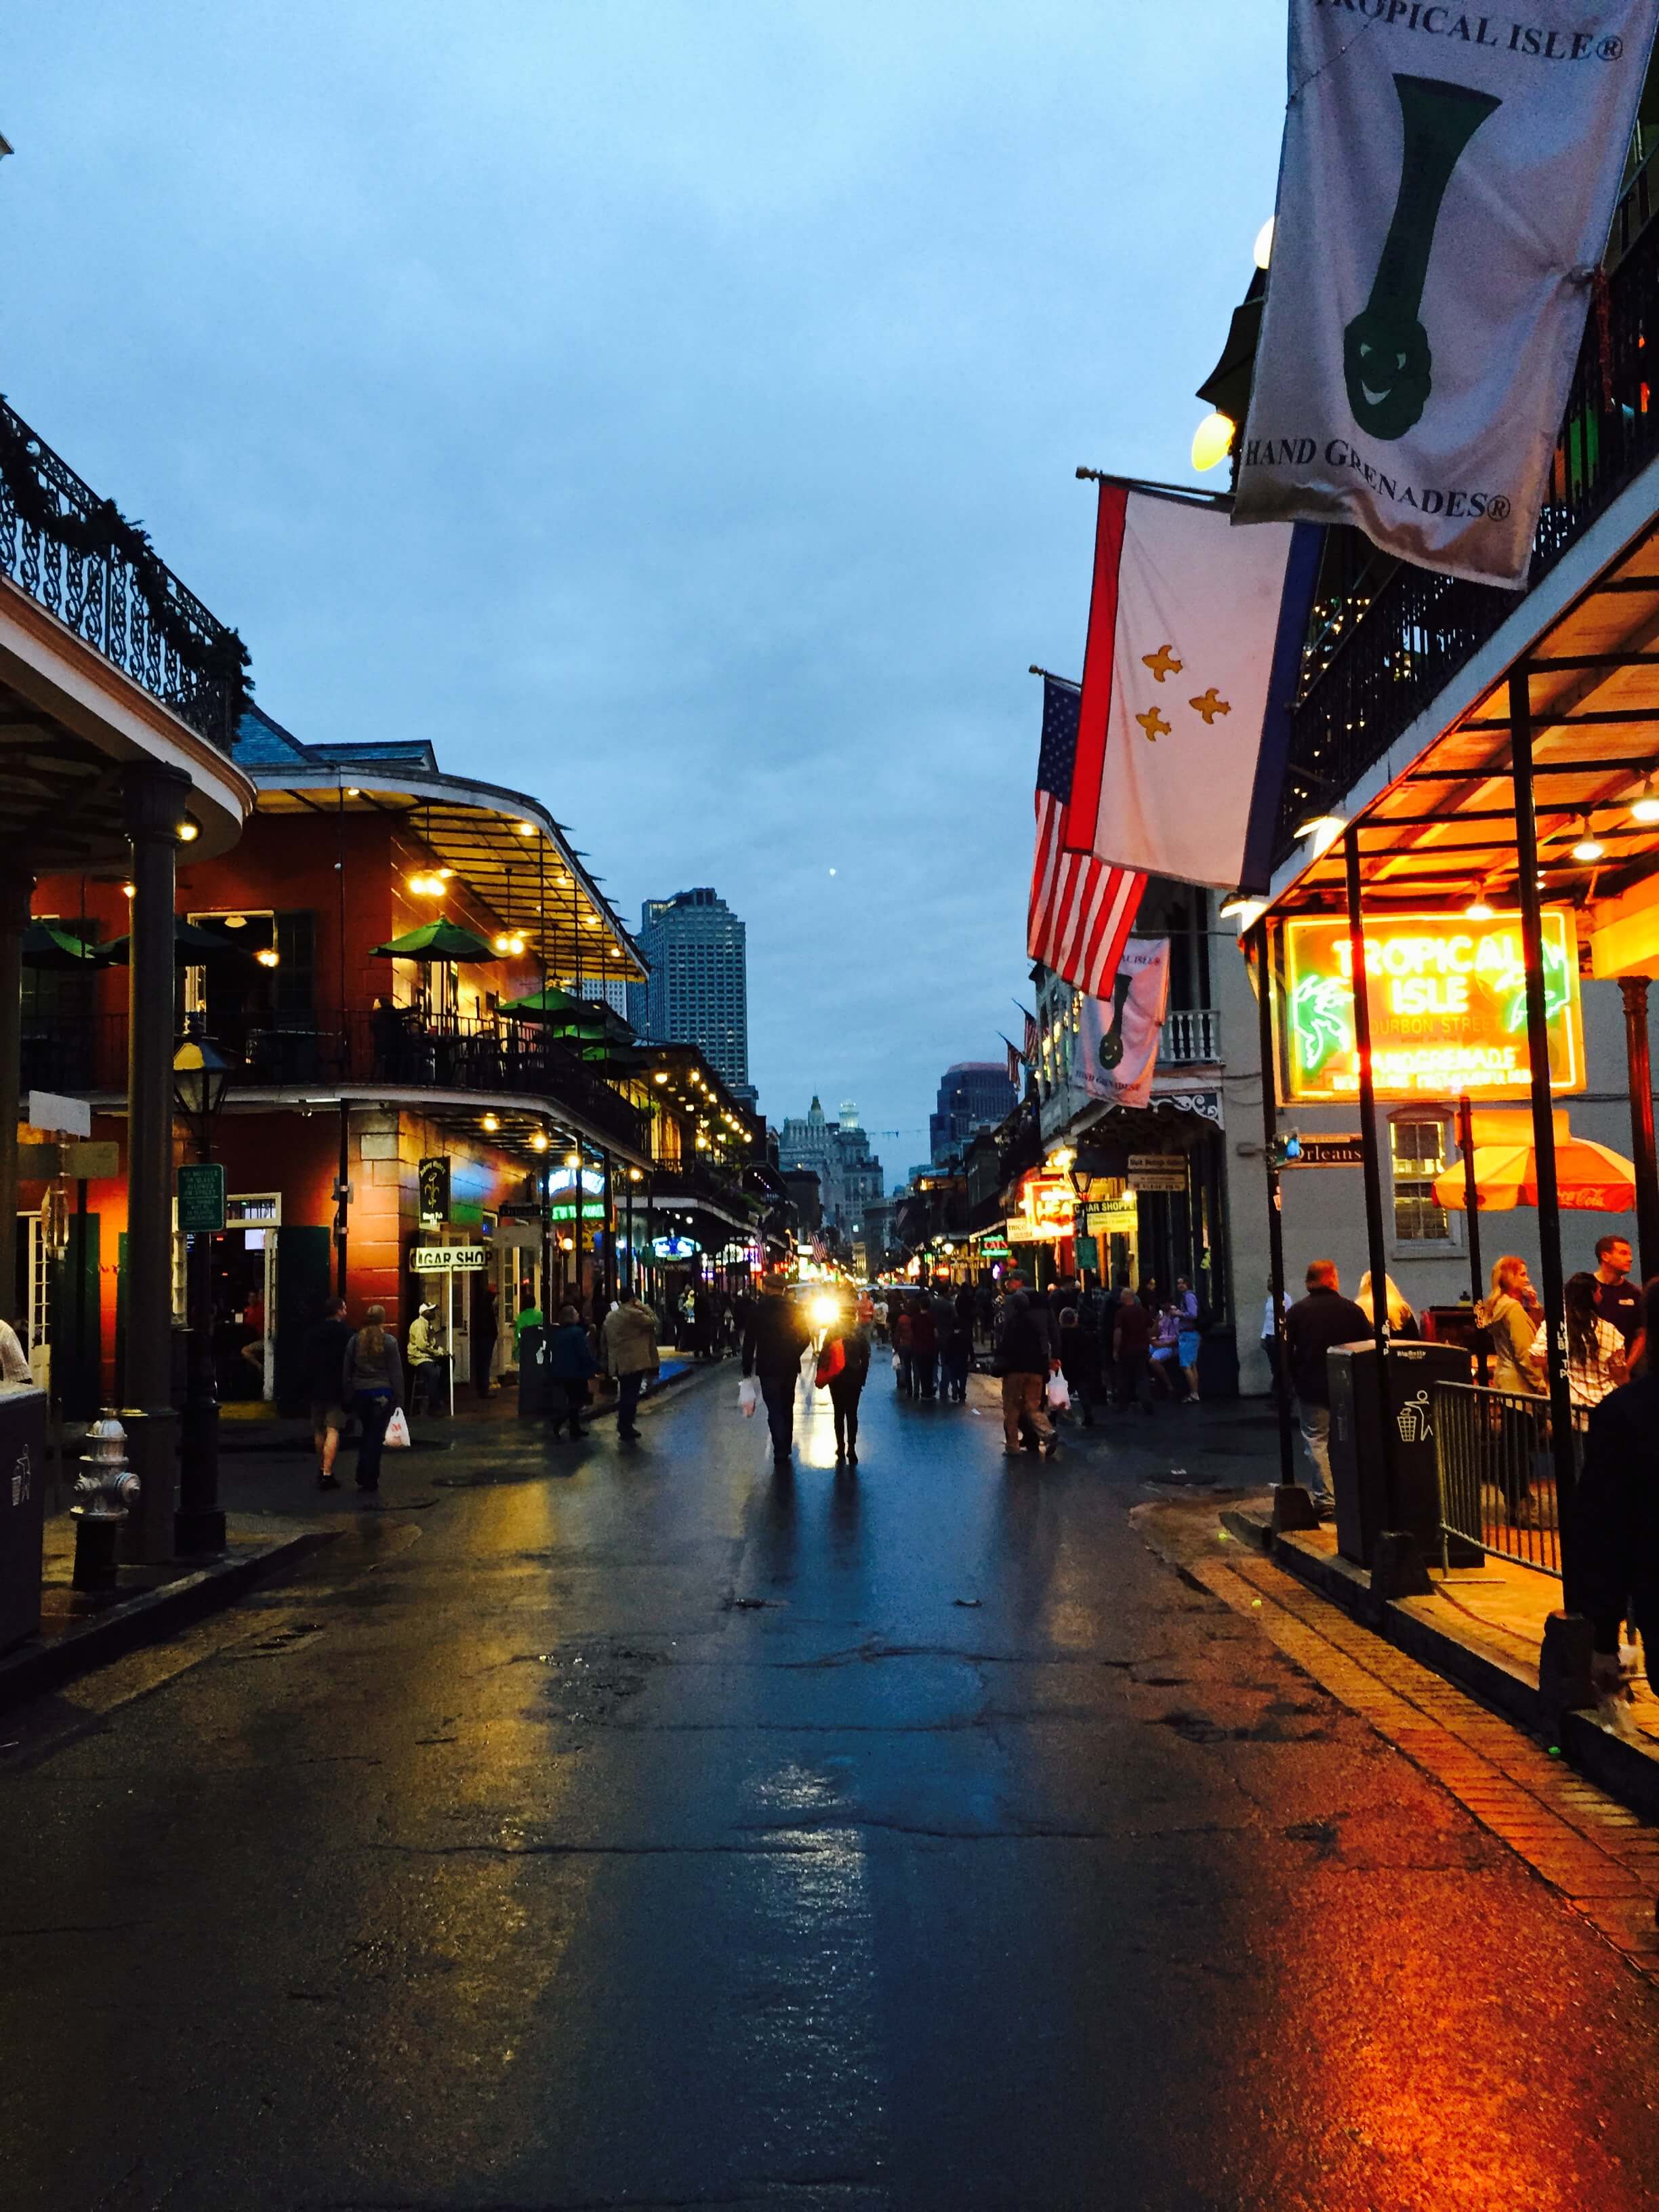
xmin=1077 ymin=939 xmax=1170 ymax=1112
xmin=1234 ymin=2 xmax=1659 ymax=588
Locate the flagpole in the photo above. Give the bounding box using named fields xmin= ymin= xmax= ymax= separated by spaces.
xmin=1074 ymin=467 xmax=1231 ymax=510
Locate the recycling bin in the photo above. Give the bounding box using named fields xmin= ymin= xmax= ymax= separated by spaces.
xmin=516 ymin=1326 xmax=555 ymax=1418
xmin=1328 ymin=1340 xmax=1475 ymax=1570
xmin=0 ymin=1387 xmax=49 ymax=1652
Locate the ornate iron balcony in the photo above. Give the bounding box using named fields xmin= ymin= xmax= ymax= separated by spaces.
xmin=1277 ymin=184 xmax=1659 ymax=864
xmin=0 ymin=395 xmax=249 ymax=752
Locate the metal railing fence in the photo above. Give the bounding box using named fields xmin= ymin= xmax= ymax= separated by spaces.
xmin=1431 ymin=1378 xmax=1583 ymax=1578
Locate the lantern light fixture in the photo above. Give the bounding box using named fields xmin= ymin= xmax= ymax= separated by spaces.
xmin=255 ymin=947 xmax=281 ymax=969
xmin=177 ymin=819 xmax=199 ymax=843
xmin=1190 ymin=411 xmax=1235 ymax=473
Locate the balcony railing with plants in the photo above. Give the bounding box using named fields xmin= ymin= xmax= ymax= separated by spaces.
xmin=1277 ymin=172 xmax=1659 ymax=863
xmin=0 ymin=396 xmax=248 ymax=752
xmin=21 ymin=1008 xmax=647 ymax=1156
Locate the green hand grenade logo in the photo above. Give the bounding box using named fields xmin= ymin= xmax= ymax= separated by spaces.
xmin=1344 ymin=73 xmax=1501 ymax=441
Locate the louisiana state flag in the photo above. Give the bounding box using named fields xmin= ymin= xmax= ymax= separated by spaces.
xmin=1061 ymin=480 xmax=1320 ymax=895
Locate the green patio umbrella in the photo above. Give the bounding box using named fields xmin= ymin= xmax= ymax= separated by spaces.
xmin=99 ymin=917 xmax=258 ymax=967
xmin=497 ymin=983 xmax=588 ymax=1019
xmin=371 ymin=919 xmax=497 ymax=962
xmin=22 ymin=920 xmax=100 ymax=970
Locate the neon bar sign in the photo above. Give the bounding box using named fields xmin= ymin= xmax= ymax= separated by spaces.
xmin=1282 ymin=909 xmax=1583 ymax=1103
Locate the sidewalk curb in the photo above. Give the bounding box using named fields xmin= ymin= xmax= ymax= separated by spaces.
xmin=1256 ymin=1521 xmax=1659 ymax=1826
xmin=0 ymin=1527 xmax=338 ymax=1718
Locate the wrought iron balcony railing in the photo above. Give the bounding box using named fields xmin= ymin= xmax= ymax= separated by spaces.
xmin=21 ymin=1008 xmax=648 ymax=1156
xmin=1277 ymin=183 xmax=1659 ymax=864
xmin=0 ymin=396 xmax=248 ymax=752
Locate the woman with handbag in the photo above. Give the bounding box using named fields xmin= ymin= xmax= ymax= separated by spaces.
xmin=343 ymin=1304 xmax=405 ymax=1495
xmin=817 ymin=1296 xmax=871 ymax=1467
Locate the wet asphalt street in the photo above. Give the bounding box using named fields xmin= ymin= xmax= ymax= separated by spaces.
xmin=6 ymin=1364 xmax=1659 ymax=2211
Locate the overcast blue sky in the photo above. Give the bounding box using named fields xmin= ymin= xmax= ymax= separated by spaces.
xmin=5 ymin=3 xmax=1283 ymax=1168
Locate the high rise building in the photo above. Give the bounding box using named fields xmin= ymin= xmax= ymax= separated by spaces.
xmin=929 ymin=1061 xmax=1017 ymax=1166
xmin=576 ymin=975 xmax=630 ymax=1019
xmin=778 ymin=1096 xmax=884 ymax=1235
xmin=633 ymin=887 xmax=750 ymax=1091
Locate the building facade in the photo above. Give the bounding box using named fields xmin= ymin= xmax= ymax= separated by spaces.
xmin=929 ymin=1061 xmax=1017 ymax=1166
xmin=777 ymin=1096 xmax=884 ymax=1237
xmin=634 ymin=886 xmax=750 ymax=1092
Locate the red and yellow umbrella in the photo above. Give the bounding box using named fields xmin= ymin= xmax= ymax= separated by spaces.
xmin=1432 ymin=1109 xmax=1635 ymax=1214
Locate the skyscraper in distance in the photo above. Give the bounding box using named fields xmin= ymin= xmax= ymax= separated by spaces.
xmin=634 ymin=887 xmax=750 ymax=1092
xmin=929 ymin=1061 xmax=1017 ymax=1166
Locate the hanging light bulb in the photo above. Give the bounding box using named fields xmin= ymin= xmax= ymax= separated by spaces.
xmin=1631 ymin=776 xmax=1659 ymax=825
xmin=1465 ymin=897 xmax=1496 ymax=921
xmin=1191 ymin=411 xmax=1235 ymax=472
xmin=1571 ymin=816 xmax=1605 ymax=862
xmin=530 ymin=1130 xmax=549 ymax=1152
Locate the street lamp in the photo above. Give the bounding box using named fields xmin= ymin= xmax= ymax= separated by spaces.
xmin=172 ymin=1028 xmax=233 ymax=1553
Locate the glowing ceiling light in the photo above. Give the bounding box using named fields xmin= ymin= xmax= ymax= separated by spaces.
xmin=255 ymin=947 xmax=281 ymax=969
xmin=653 ymin=1071 xmax=669 ymax=1085
xmin=516 ymin=821 xmax=536 ymax=836
xmin=530 ymin=1130 xmax=549 ymax=1152
xmin=1191 ymin=411 xmax=1235 ymax=472
xmin=223 ymin=913 xmax=247 ymax=928
xmin=345 ymin=786 xmax=361 ymax=798
xmin=1571 ymin=817 xmax=1605 ymax=863
xmin=565 ymin=1149 xmax=581 ymax=1168
xmin=1631 ymin=776 xmax=1659 ymax=825
xmin=121 ymin=882 xmax=136 ymax=899
xmin=481 ymin=1113 xmax=500 ymax=1133
xmin=1296 ymin=815 xmax=1347 ymax=857
xmin=176 ymin=819 xmax=199 ymax=843
xmin=1464 ymin=899 xmax=1496 ymax=920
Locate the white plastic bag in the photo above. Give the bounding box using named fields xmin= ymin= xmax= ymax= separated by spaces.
xmin=384 ymin=1405 xmax=412 ymax=1450
xmin=737 ymin=1376 xmax=758 ymax=1418
xmin=1045 ymin=1373 xmax=1070 ymax=1412
xmin=891 ymin=1353 xmax=902 ymax=1373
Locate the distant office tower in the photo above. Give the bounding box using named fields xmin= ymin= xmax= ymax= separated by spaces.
xmin=929 ymin=1062 xmax=1017 ymax=1166
xmin=577 ymin=975 xmax=630 ymax=1019
xmin=634 ymin=887 xmax=750 ymax=1090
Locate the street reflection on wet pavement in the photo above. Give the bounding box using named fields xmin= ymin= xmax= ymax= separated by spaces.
xmin=4 ymin=1364 xmax=1659 ymax=2210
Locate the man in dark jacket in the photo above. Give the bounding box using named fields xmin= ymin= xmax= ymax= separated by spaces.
xmin=994 ymin=1272 xmax=1060 ymax=1457
xmin=302 ymin=1295 xmax=356 ymax=1489
xmin=1283 ymin=1259 xmax=1370 ymax=1514
xmin=741 ymin=1278 xmax=812 ymax=1468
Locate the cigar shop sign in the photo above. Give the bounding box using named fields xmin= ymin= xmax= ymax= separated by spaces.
xmin=1235 ymin=0 xmax=1659 ymax=586
xmin=1282 ymin=908 xmax=1584 ymax=1103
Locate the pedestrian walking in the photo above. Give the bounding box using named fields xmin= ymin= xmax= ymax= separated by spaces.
xmin=1113 ymin=1286 xmax=1156 ymax=1415
xmin=548 ymin=1304 xmax=598 ymax=1438
xmin=470 ymin=1274 xmax=498 ymax=1398
xmin=910 ymin=1296 xmax=939 ymax=1399
xmin=601 ymin=1287 xmax=660 ymax=1440
xmin=741 ymin=1276 xmax=812 ymax=1469
xmin=1282 ymin=1261 xmax=1370 ymax=1515
xmin=1057 ymin=1305 xmax=1099 ymax=1427
xmin=1592 ymin=1233 xmax=1643 ymax=1351
xmin=818 ymin=1294 xmax=871 ymax=1465
xmin=992 ymin=1269 xmax=1060 ymax=1458
xmin=300 ymin=1294 xmax=354 ymax=1489
xmin=512 ymin=1286 xmax=545 ymax=1358
xmin=872 ymin=1291 xmax=890 ymax=1347
xmin=934 ymin=1288 xmax=970 ymax=1401
xmin=892 ymin=1296 xmax=915 ymax=1395
xmin=342 ymin=1303 xmax=405 ymax=1495
xmin=1260 ymin=1279 xmax=1290 ymax=1397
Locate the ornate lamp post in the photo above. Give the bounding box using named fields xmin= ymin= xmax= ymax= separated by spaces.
xmin=172 ymin=1027 xmax=232 ymax=1554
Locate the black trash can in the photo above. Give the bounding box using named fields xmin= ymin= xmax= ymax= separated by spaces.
xmin=0 ymin=1387 xmax=49 ymax=1652
xmin=1328 ymin=1340 xmax=1476 ymax=1568
xmin=516 ymin=1326 xmax=555 ymax=1418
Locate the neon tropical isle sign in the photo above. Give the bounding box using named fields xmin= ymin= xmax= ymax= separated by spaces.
xmin=1282 ymin=909 xmax=1583 ymax=1103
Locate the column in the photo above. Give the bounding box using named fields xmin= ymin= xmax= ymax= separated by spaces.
xmin=1620 ymin=979 xmax=1659 ymax=1284
xmin=0 ymin=869 xmax=36 ymax=1329
xmin=121 ymin=762 xmax=189 ymax=1563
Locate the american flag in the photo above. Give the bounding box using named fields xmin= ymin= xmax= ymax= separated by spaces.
xmin=1028 ymin=673 xmax=1144 ymax=997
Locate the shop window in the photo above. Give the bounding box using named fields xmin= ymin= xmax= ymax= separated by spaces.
xmin=1390 ymin=1115 xmax=1457 ymax=1246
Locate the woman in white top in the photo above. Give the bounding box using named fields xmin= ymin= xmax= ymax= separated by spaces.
xmin=1532 ymin=1270 xmax=1626 ymax=1418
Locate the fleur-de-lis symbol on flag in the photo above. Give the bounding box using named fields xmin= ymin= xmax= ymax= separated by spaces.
xmin=1142 ymin=644 xmax=1182 ymax=682
xmin=1136 ymin=708 xmax=1170 ymax=743
xmin=1189 ymin=687 xmax=1231 ymax=726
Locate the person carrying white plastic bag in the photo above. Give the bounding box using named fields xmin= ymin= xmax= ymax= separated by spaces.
xmin=384 ymin=1406 xmax=412 ymax=1450
xmin=737 ymin=1376 xmax=758 ymax=1418
xmin=342 ymin=1303 xmax=405 ymax=1496
xmin=1045 ymin=1371 xmax=1070 ymax=1414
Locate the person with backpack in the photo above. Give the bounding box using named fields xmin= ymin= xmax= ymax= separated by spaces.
xmin=993 ymin=1270 xmax=1060 ymax=1458
xmin=342 ymin=1304 xmax=405 ymax=1495
xmin=548 ymin=1304 xmax=598 ymax=1439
